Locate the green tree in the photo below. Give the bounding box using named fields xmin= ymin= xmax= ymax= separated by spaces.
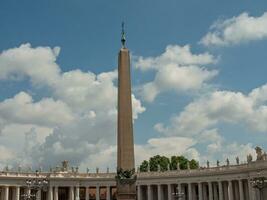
xmin=149 ymin=155 xmax=170 ymax=171
xmin=170 ymin=156 xmax=189 ymax=170
xmin=139 ymin=160 xmax=149 ymax=172
xmin=140 ymin=155 xmax=199 ymax=172
xmin=189 ymin=159 xmax=199 ymax=169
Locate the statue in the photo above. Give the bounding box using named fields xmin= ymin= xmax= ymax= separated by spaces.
xmin=107 ymin=167 xmax=110 ymax=173
xmin=157 ymin=164 xmax=161 ymax=172
xmin=62 ymin=160 xmax=69 ymax=171
xmin=216 ymin=160 xmax=220 ymax=167
xmin=18 ymin=165 xmax=21 ymax=172
xmin=226 ymin=158 xmax=230 ymax=166
xmin=147 ymin=163 xmax=150 ymax=172
xmin=207 ymin=160 xmax=210 ymax=168
xmin=121 ymin=22 xmax=126 ymax=48
xmin=256 ymin=146 xmax=263 ymax=161
xmin=263 ymin=152 xmax=267 ymax=161
xmin=96 ymin=167 xmax=99 ymax=174
xmin=75 ymin=166 xmax=79 ymax=173
xmin=115 ymin=168 xmax=137 ymax=185
xmin=177 ymin=162 xmax=180 ymax=170
xmin=86 ymin=168 xmax=89 ymax=173
xmin=247 ymin=154 xmax=253 ymax=163
xmin=167 ymin=163 xmax=170 ymax=171
xmin=187 ymin=162 xmax=190 ymax=170
xmin=236 ymin=156 xmax=240 ymax=165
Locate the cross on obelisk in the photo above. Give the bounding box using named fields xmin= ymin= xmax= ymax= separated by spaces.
xmin=116 ymin=22 xmax=137 ymax=200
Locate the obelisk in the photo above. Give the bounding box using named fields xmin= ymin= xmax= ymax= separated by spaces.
xmin=116 ymin=23 xmax=136 ymax=200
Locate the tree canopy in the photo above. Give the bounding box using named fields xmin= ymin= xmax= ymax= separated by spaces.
xmin=139 ymin=155 xmax=199 ymax=172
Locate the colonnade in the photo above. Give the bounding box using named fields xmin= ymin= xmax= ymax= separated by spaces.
xmin=0 ymin=185 xmax=114 ymax=200
xmin=0 ymin=179 xmax=263 ymax=200
xmin=0 ymin=186 xmax=20 ymax=200
xmin=137 ymin=179 xmax=259 ymax=200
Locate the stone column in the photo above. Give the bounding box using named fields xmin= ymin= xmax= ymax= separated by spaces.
xmin=106 ymin=186 xmax=110 ymax=200
xmin=36 ymin=189 xmax=41 ymax=200
xmin=26 ymin=188 xmax=31 ymax=196
xmin=192 ymin=184 xmax=197 ymax=200
xmin=96 ymin=186 xmax=100 ymax=200
xmin=75 ymin=186 xmax=80 ymax=200
xmin=137 ymin=185 xmax=142 ymax=200
xmin=157 ymin=184 xmax=162 ymax=200
xmin=147 ymin=185 xmax=152 ymax=200
xmin=188 ymin=183 xmax=192 ymax=200
xmin=48 ymin=186 xmax=53 ymax=200
xmin=85 ymin=187 xmax=89 ymax=200
xmin=4 ymin=186 xmax=9 ymax=200
xmin=228 ymin=181 xmax=233 ymax=200
xmin=54 ymin=186 xmax=58 ymax=200
xmin=213 ymin=184 xmax=218 ymax=200
xmin=208 ymin=182 xmax=213 ymax=200
xmin=198 ymin=182 xmax=203 ymax=200
xmin=239 ymin=180 xmax=244 ymax=200
xmin=69 ymin=186 xmax=74 ymax=200
xmin=167 ymin=184 xmax=172 ymax=200
xmin=203 ymin=184 xmax=208 ymax=200
xmin=218 ymin=181 xmax=223 ymax=200
xmin=15 ymin=186 xmax=20 ymax=200
xmin=248 ymin=180 xmax=255 ymax=200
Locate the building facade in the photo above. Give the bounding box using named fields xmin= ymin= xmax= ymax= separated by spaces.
xmin=0 ymin=158 xmax=266 ymax=200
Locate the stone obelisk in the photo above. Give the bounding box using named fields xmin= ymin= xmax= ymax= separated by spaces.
xmin=116 ymin=23 xmax=136 ymax=200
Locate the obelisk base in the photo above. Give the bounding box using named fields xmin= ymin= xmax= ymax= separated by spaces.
xmin=117 ymin=184 xmax=136 ymax=200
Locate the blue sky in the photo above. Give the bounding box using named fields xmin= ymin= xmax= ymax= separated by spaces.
xmin=0 ymin=0 xmax=267 ymax=170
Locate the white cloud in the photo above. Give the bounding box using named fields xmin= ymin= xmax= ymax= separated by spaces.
xmin=153 ymin=83 xmax=267 ymax=165
xmin=0 ymin=42 xmax=263 ymax=171
xmin=134 ymin=45 xmax=218 ymax=102
xmin=135 ymin=136 xmax=198 ymax=164
xmin=135 ymin=45 xmax=216 ymax=71
xmin=0 ymin=92 xmax=74 ymax=128
xmin=0 ymin=43 xmax=61 ymax=86
xmin=79 ymin=136 xmax=199 ymax=171
xmin=0 ymin=145 xmax=16 ymax=162
xmin=201 ymin=12 xmax=267 ymax=46
xmin=156 ymin=87 xmax=267 ymax=137
xmin=0 ymin=43 xmax=146 ymax=169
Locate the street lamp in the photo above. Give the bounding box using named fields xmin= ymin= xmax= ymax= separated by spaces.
xmin=251 ymin=177 xmax=267 ymax=200
xmin=21 ymin=175 xmax=49 ymax=200
xmin=172 ymin=186 xmax=184 ymax=200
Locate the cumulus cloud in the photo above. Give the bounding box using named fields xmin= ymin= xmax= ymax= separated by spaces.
xmin=154 ymin=84 xmax=267 ymax=164
xmin=0 ymin=44 xmax=146 ymax=169
xmin=134 ymin=45 xmax=218 ymax=102
xmin=0 ymin=92 xmax=74 ymax=128
xmin=0 ymin=43 xmax=61 ymax=85
xmin=135 ymin=45 xmax=216 ymax=71
xmin=201 ymin=12 xmax=267 ymax=46
xmin=135 ymin=137 xmax=199 ymax=165
xmin=156 ymin=87 xmax=267 ymax=137
xmin=79 ymin=136 xmax=199 ymax=171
